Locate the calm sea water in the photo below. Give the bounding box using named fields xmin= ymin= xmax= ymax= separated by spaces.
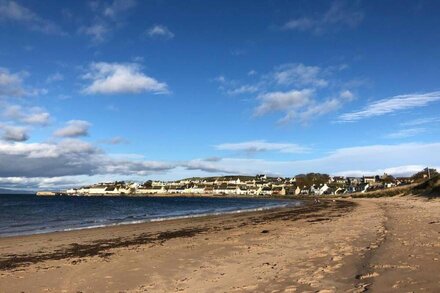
xmin=0 ymin=194 xmax=299 ymax=237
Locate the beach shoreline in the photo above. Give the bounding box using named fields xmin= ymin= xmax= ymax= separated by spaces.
xmin=1 ymin=196 xmax=439 ymax=292
xmin=0 ymin=195 xmax=302 ymax=238
xmin=0 ymin=198 xmax=320 ymax=267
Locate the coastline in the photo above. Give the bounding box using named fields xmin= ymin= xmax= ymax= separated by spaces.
xmin=1 ymin=196 xmax=439 ymax=292
xmin=0 ymin=199 xmax=330 ymax=269
xmin=0 ymin=195 xmax=301 ymax=238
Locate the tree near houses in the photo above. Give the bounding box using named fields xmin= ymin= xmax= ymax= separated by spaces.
xmin=411 ymin=168 xmax=438 ymax=182
xmin=295 ymin=173 xmax=330 ymax=188
xmin=381 ymin=174 xmax=396 ymax=183
xmin=143 ymin=180 xmax=153 ymax=188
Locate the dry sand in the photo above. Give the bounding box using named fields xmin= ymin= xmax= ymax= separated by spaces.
xmin=0 ymin=196 xmax=439 ymax=292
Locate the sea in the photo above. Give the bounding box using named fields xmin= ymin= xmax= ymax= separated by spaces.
xmin=0 ymin=194 xmax=300 ymax=237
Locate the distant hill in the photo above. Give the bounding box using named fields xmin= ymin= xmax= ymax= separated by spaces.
xmin=0 ymin=188 xmax=35 ymax=195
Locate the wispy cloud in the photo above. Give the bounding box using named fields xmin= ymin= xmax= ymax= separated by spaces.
xmin=54 ymin=120 xmax=91 ymax=138
xmin=282 ymin=0 xmax=363 ymax=34
xmin=103 ymin=0 xmax=137 ymax=18
xmin=401 ymin=117 xmax=440 ymax=127
xmin=273 ymin=63 xmax=328 ymax=87
xmin=280 ymin=97 xmax=343 ymax=125
xmin=79 ymin=0 xmax=136 ymax=43
xmin=385 ymin=128 xmax=426 ymax=139
xmin=146 ymin=25 xmax=174 ymax=39
xmin=227 ymin=85 xmax=260 ymax=95
xmin=215 ymin=140 xmax=310 ymax=154
xmin=0 ymin=0 xmax=64 ymax=35
xmin=0 ymin=67 xmax=47 ymax=98
xmin=46 ymin=72 xmax=64 ymax=83
xmin=216 ymin=62 xmax=356 ymax=124
xmin=190 ymin=143 xmax=440 ymax=177
xmin=338 ymin=91 xmax=440 ymax=122
xmin=99 ymin=136 xmax=129 ymax=145
xmin=0 ymin=67 xmax=26 ymax=97
xmin=333 ymin=165 xmax=434 ymax=178
xmin=82 ymin=62 xmax=169 ymax=95
xmin=78 ymin=22 xmax=110 ymax=43
xmin=254 ymin=89 xmax=313 ymax=116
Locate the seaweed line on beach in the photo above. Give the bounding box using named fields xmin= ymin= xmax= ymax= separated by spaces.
xmin=0 ymin=200 xmax=355 ymax=271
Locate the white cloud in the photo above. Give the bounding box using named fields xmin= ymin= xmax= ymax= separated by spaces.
xmin=146 ymin=25 xmax=174 ymax=39
xmin=103 ymin=0 xmax=136 ymax=18
xmin=0 ymin=67 xmax=47 ymax=98
xmin=215 ymin=75 xmax=226 ymax=83
xmin=385 ymin=128 xmax=426 ymax=139
xmin=0 ymin=67 xmax=26 ymax=97
xmin=183 ymin=159 xmax=237 ymax=175
xmin=78 ymin=22 xmax=110 ymax=43
xmin=282 ymin=0 xmax=363 ymax=34
xmin=401 ymin=117 xmax=440 ymax=127
xmin=1 ymin=139 xmax=439 ymax=189
xmin=0 ymin=139 xmax=177 ymax=178
xmin=185 ymin=143 xmax=440 ymax=178
xmin=22 ymin=111 xmax=50 ymax=125
xmin=0 ymin=125 xmax=28 ymax=141
xmin=0 ymin=0 xmax=64 ymax=35
xmin=54 ymin=120 xmax=91 ymax=138
xmin=273 ymin=63 xmax=328 ymax=87
xmin=333 ymin=165 xmax=435 ymax=178
xmin=0 ymin=176 xmax=85 ymax=190
xmin=99 ymin=136 xmax=128 ymax=145
xmin=46 ymin=72 xmax=64 ymax=83
xmin=230 ymin=49 xmax=246 ymax=56
xmin=213 ymin=75 xmax=260 ymax=96
xmin=339 ymin=89 xmax=355 ymax=101
xmin=2 ymin=104 xmax=51 ymax=125
xmin=0 ymin=139 xmax=94 ymax=159
xmin=254 ymin=89 xmax=313 ymax=116
xmin=281 ymin=98 xmax=342 ymax=124
xmin=283 ymin=17 xmax=316 ymax=31
xmin=79 ymin=0 xmax=136 ymax=43
xmin=215 ymin=140 xmax=310 ymax=154
xmin=82 ymin=62 xmax=169 ymax=95
xmin=217 ymin=63 xmax=356 ymax=124
xmin=227 ymin=85 xmax=260 ymax=95
xmin=338 ymin=91 xmax=440 ymax=122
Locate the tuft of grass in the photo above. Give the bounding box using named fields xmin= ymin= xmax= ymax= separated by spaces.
xmin=410 ymin=175 xmax=440 ymax=198
xmin=350 ymin=186 xmax=413 ymax=198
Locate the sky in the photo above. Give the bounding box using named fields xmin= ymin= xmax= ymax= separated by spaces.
xmin=0 ymin=0 xmax=440 ymax=190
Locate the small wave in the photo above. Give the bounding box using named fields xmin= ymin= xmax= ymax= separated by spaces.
xmin=0 ymin=200 xmax=301 ymax=237
xmin=63 ymin=202 xmax=294 ymax=230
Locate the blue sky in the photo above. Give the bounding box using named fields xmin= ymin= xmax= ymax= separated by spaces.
xmin=0 ymin=0 xmax=440 ymax=190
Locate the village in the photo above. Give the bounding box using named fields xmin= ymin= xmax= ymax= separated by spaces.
xmin=54 ymin=169 xmax=436 ymax=197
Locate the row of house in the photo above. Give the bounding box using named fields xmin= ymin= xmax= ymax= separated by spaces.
xmin=63 ymin=173 xmax=415 ymax=197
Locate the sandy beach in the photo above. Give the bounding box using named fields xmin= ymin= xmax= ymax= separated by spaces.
xmin=0 ymin=196 xmax=439 ymax=292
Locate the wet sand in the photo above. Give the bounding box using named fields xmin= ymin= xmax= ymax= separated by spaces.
xmin=0 ymin=196 xmax=439 ymax=292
